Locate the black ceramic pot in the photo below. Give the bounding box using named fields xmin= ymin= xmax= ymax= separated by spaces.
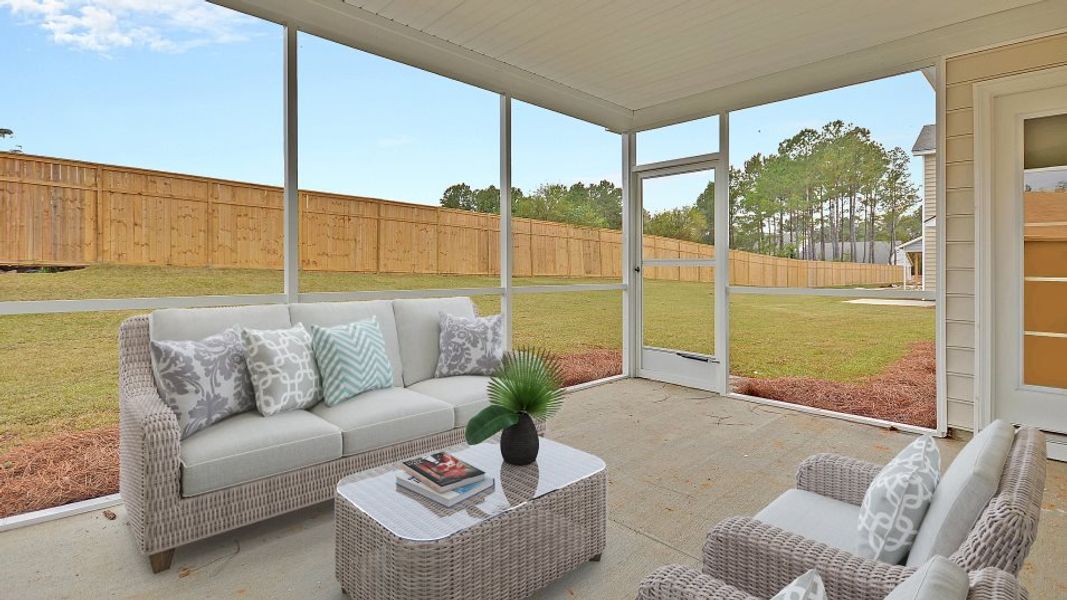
xmin=500 ymin=412 xmax=539 ymax=465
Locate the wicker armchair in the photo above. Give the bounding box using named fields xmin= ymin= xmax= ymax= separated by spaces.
xmin=700 ymin=427 xmax=1046 ymax=600
xmin=636 ymin=564 xmax=1028 ymax=600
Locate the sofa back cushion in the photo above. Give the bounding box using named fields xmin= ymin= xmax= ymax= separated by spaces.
xmin=906 ymin=420 xmax=1014 ymax=567
xmin=149 ymin=304 xmax=291 ymax=341
xmin=392 ymin=297 xmax=476 ymax=386
xmin=290 ymin=300 xmax=403 ymax=387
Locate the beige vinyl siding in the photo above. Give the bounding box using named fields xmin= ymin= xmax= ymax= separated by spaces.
xmin=923 ymin=224 xmax=938 ymax=290
xmin=922 ymin=154 xmax=938 ymax=291
xmin=923 ymin=155 xmax=938 ymax=219
xmin=942 ymin=31 xmax=1067 ymax=431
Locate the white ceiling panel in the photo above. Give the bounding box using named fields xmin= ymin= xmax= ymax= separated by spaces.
xmin=217 ymin=0 xmax=1067 ymax=130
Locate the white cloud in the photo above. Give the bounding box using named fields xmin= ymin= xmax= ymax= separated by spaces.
xmin=1 ymin=0 xmax=251 ymax=53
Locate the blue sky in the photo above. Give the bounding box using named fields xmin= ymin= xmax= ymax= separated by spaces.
xmin=1 ymin=2 xmax=934 ymax=212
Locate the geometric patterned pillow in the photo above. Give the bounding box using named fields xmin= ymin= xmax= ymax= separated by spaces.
xmin=857 ymin=435 xmax=941 ymax=564
xmin=241 ymin=324 xmax=322 ymax=416
xmin=770 ymin=569 xmax=826 ymax=600
xmin=435 ymin=312 xmax=504 ymax=377
xmin=310 ymin=317 xmax=394 ymax=406
xmin=150 ymin=327 xmax=254 ymax=439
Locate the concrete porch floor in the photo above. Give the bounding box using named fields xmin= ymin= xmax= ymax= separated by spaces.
xmin=1 ymin=378 xmax=1064 ymax=599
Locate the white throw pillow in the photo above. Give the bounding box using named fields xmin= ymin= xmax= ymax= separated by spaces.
xmin=242 ymin=324 xmax=322 ymax=416
xmin=857 ymin=435 xmax=941 ymax=563
xmin=770 ymin=569 xmax=826 ymax=600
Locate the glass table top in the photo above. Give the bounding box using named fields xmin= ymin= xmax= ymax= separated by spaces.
xmin=336 ymin=438 xmax=605 ymax=541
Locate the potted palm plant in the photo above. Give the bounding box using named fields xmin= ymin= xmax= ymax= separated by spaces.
xmin=465 ymin=348 xmax=564 ymax=465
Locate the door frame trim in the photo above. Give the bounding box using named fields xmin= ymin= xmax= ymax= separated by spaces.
xmin=973 ymin=64 xmax=1067 ymax=431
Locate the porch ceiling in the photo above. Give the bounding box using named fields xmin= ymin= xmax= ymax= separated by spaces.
xmin=215 ymin=0 xmax=1067 ymax=131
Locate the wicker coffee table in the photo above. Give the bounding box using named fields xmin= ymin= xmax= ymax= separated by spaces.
xmin=334 ymin=437 xmax=607 ymax=599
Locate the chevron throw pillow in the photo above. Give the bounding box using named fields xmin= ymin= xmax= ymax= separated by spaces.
xmin=310 ymin=317 xmax=394 ymax=406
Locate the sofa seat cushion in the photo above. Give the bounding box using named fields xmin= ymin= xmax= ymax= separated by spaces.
xmin=311 ymin=387 xmax=455 ymax=456
xmin=906 ymin=419 xmax=1014 ymax=567
xmin=755 ymin=489 xmax=861 ymax=553
xmin=392 ymin=297 xmax=476 ymax=386
xmin=407 ymin=376 xmax=491 ymax=427
xmin=885 ymin=556 xmax=968 ymax=600
xmin=290 ymin=300 xmax=404 ymax=388
xmin=150 ymin=304 xmax=291 ymax=342
xmin=180 ymin=410 xmax=341 ymax=497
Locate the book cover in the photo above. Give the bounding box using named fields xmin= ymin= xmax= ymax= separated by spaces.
xmin=396 ymin=474 xmax=494 ymax=508
xmin=400 ymin=452 xmax=485 ymax=491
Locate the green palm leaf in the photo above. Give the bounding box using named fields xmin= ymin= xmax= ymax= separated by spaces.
xmin=465 ymin=404 xmax=520 ymax=445
xmin=487 ymin=347 xmax=564 ymax=420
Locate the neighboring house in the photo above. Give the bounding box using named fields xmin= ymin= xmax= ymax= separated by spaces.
xmin=896 ymin=235 xmax=924 ymax=288
xmin=912 ymin=123 xmax=937 ymax=291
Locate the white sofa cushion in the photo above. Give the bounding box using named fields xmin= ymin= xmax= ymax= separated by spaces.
xmin=289 ymin=300 xmax=404 ymax=387
xmin=311 ymin=387 xmax=454 ymax=455
xmin=180 ymin=410 xmax=341 ymax=497
xmin=408 ymin=376 xmax=491 ymax=427
xmin=906 ymin=420 xmax=1014 ymax=567
xmin=755 ymin=489 xmax=861 ymax=553
xmin=392 ymin=297 xmax=476 ymax=386
xmin=886 ymin=556 xmax=968 ymax=600
xmin=150 ymin=304 xmax=291 ymax=341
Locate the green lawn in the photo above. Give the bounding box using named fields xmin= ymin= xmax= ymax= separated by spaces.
xmin=0 ymin=265 xmax=934 ymax=452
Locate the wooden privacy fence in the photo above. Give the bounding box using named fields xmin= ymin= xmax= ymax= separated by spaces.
xmin=0 ymin=153 xmax=902 ymax=287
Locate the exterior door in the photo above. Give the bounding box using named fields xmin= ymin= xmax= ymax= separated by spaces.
xmin=990 ymin=81 xmax=1067 ymax=458
xmin=635 ymin=162 xmax=722 ymax=392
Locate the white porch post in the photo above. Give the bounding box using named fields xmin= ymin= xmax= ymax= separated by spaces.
xmin=283 ymin=25 xmax=300 ymax=303
xmin=714 ymin=112 xmax=730 ymax=394
xmin=499 ymin=94 xmax=513 ymax=349
xmin=621 ymin=132 xmax=638 ymax=377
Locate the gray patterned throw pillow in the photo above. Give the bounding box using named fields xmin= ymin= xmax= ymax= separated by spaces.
xmin=857 ymin=435 xmax=941 ymax=564
xmin=242 ymin=325 xmax=322 ymax=416
xmin=435 ymin=312 xmax=504 ymax=377
xmin=770 ymin=569 xmax=826 ymax=600
xmin=150 ymin=328 xmax=254 ymax=439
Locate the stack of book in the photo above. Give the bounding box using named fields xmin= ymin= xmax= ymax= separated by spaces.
xmin=396 ymin=452 xmax=494 ymax=507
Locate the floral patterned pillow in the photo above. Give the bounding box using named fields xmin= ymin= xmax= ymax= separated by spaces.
xmin=150 ymin=327 xmax=254 ymax=439
xmin=435 ymin=312 xmax=504 ymax=377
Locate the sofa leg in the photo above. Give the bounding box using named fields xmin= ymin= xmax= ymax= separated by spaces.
xmin=149 ymin=549 xmax=175 ymax=573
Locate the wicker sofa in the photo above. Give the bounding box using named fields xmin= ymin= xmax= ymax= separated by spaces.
xmin=696 ymin=424 xmax=1046 ymax=600
xmin=118 ymin=296 xmax=536 ymax=573
xmin=636 ymin=563 xmax=1028 ymax=600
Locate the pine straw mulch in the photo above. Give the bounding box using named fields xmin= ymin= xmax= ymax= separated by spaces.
xmin=0 ymin=349 xmax=623 ymax=519
xmin=559 ymin=348 xmax=623 ymax=387
xmin=0 ymin=345 xmax=933 ymax=519
xmin=0 ymin=426 xmax=120 ymax=519
xmin=733 ymin=341 xmax=937 ymax=428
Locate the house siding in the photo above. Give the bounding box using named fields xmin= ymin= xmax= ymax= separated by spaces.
xmin=922 ymin=154 xmax=938 ymax=290
xmin=943 ymin=31 xmax=1067 ymax=431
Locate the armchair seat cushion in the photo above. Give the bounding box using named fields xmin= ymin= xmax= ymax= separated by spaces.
xmin=407 ymin=376 xmax=491 ymax=427
xmin=311 ymin=387 xmax=454 ymax=455
xmin=180 ymin=410 xmax=341 ymax=497
xmin=754 ymin=489 xmax=860 ymax=553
